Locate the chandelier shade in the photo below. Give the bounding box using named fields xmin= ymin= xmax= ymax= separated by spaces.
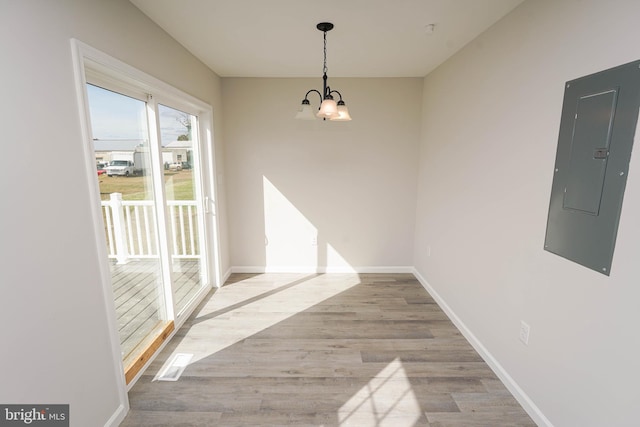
xmin=317 ymin=97 xmax=338 ymax=119
xmin=295 ymin=22 xmax=351 ymax=121
xmin=294 ymin=100 xmax=316 ymax=120
xmin=332 ymin=100 xmax=352 ymax=121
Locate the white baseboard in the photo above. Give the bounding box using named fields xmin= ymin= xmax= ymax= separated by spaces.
xmin=221 ymin=267 xmax=232 ymax=285
xmin=411 ymin=268 xmax=552 ymax=427
xmin=104 ymin=403 xmax=128 ymax=427
xmin=230 ymin=265 xmax=414 ymax=274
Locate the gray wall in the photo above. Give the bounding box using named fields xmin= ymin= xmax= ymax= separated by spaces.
xmin=0 ymin=0 xmax=228 ymax=425
xmin=223 ymin=77 xmax=422 ymax=272
xmin=414 ymin=0 xmax=640 ymax=425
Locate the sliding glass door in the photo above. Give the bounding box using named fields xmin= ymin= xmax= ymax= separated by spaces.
xmin=157 ymin=104 xmax=207 ymax=315
xmin=85 ymin=82 xmax=208 ymax=380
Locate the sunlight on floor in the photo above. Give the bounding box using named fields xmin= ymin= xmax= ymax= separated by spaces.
xmin=337 ymin=358 xmax=421 ymax=426
xmin=166 ymin=274 xmax=362 ymax=364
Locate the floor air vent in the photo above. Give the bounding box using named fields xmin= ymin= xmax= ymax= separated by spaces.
xmin=155 ymin=353 xmax=193 ymax=381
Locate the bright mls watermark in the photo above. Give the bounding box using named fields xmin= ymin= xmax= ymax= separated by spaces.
xmin=0 ymin=405 xmax=68 ymax=426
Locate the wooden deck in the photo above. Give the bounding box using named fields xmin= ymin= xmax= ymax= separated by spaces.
xmin=110 ymin=258 xmax=201 ymax=363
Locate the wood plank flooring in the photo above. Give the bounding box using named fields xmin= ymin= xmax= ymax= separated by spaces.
xmin=120 ymin=273 xmax=535 ymax=426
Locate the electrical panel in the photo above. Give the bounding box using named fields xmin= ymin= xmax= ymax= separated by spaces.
xmin=544 ymin=60 xmax=640 ymax=275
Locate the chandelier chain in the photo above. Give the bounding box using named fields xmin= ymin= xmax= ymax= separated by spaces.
xmin=323 ymin=30 xmax=328 ymax=74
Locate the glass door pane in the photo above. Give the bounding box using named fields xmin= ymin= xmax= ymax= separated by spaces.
xmin=158 ymin=104 xmax=206 ymax=315
xmin=86 ymin=84 xmax=169 ymax=366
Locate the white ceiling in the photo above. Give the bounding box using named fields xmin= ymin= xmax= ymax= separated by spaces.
xmin=130 ymin=0 xmax=523 ymax=78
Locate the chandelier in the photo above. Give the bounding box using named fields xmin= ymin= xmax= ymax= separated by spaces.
xmin=295 ymin=22 xmax=352 ymax=121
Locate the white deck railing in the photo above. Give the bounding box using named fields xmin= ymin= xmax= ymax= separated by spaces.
xmin=101 ymin=193 xmax=199 ymax=264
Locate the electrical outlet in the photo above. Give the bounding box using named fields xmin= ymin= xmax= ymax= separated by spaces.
xmin=519 ymin=321 xmax=530 ymax=345
xmin=311 ymin=235 xmax=318 ymax=246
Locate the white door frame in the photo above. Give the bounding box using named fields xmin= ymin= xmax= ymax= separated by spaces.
xmin=70 ymin=38 xmax=222 ymax=424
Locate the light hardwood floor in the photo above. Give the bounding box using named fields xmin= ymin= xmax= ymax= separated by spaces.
xmin=120 ymin=273 xmax=536 ymax=426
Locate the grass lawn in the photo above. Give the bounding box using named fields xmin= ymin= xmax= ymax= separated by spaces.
xmin=98 ymin=169 xmax=195 ymax=201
